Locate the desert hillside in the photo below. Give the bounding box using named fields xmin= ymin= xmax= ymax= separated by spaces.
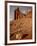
xmin=10 ymin=8 xmax=32 ymax=40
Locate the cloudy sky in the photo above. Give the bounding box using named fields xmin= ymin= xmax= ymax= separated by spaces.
xmin=10 ymin=6 xmax=32 ymax=21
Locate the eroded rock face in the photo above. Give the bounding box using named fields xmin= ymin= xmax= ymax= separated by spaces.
xmin=10 ymin=17 xmax=32 ymax=40
xmin=10 ymin=8 xmax=32 ymax=40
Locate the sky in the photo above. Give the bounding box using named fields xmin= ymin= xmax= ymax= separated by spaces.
xmin=10 ymin=6 xmax=32 ymax=21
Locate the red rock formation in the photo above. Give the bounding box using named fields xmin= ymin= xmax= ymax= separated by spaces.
xmin=26 ymin=11 xmax=32 ymax=18
xmin=10 ymin=7 xmax=32 ymax=40
xmin=14 ymin=7 xmax=26 ymax=19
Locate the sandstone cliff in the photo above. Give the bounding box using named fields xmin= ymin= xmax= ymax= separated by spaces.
xmin=10 ymin=8 xmax=32 ymax=40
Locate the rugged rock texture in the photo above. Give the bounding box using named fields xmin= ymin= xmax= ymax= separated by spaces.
xmin=10 ymin=8 xmax=32 ymax=40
